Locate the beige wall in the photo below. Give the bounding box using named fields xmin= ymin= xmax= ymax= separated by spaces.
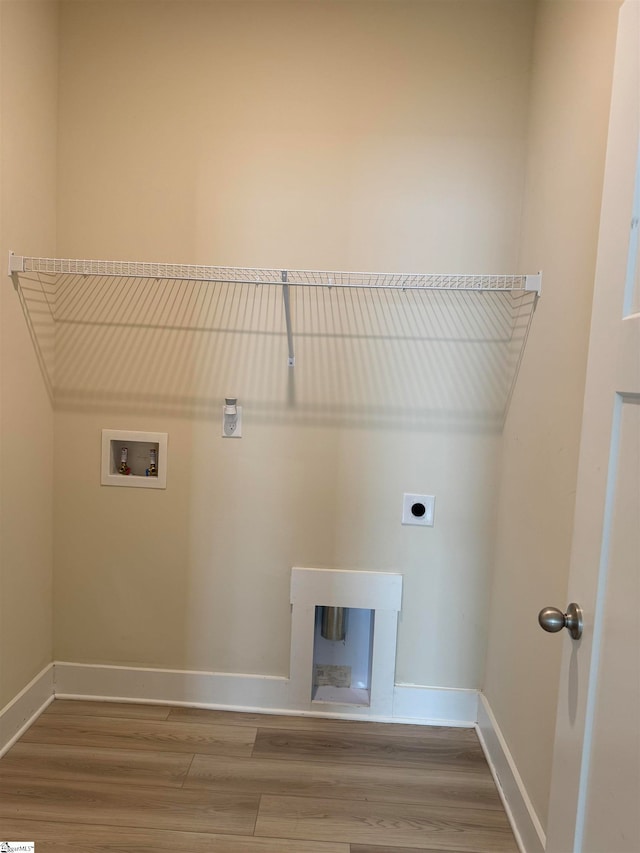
xmin=483 ymin=0 xmax=619 ymax=833
xmin=52 ymin=0 xmax=534 ymax=686
xmin=0 ymin=0 xmax=57 ymax=707
xmin=1 ymin=8 xmax=623 ymax=835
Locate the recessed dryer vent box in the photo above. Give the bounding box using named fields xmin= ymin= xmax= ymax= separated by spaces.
xmin=101 ymin=430 xmax=168 ymax=489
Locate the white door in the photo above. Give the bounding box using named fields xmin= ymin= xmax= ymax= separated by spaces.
xmin=546 ymin=2 xmax=640 ymax=851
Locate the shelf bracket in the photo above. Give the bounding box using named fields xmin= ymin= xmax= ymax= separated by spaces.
xmin=8 ymin=251 xmax=24 ymax=289
xmin=525 ymin=272 xmax=542 ymax=298
xmin=282 ymin=270 xmax=295 ymax=367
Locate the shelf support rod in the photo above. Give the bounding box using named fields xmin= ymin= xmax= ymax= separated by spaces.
xmin=282 ymin=270 xmax=295 ymax=367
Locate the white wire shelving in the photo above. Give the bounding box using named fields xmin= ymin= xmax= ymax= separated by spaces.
xmin=9 ymin=253 xmax=541 ymax=292
xmin=8 ymin=252 xmax=542 ymax=429
xmin=9 ymin=253 xmax=541 ymax=369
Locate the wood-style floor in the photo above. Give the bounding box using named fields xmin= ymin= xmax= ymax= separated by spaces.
xmin=0 ymin=700 xmax=518 ymax=852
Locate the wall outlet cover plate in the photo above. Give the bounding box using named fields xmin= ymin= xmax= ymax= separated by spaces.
xmin=402 ymin=493 xmax=435 ymax=526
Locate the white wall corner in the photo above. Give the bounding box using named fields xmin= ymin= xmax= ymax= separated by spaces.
xmin=0 ymin=663 xmax=54 ymax=758
xmin=476 ymin=694 xmax=546 ymax=853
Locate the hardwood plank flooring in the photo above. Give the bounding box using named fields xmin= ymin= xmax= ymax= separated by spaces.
xmin=21 ymin=713 xmax=257 ymax=756
xmin=351 ymin=847 xmax=468 ymax=853
xmin=0 ymin=777 xmax=259 ymax=835
xmin=251 ymin=728 xmax=489 ymax=774
xmin=0 ymin=742 xmax=193 ymax=787
xmin=0 ymin=820 xmax=349 ymax=852
xmin=46 ymin=700 xmax=172 ymax=720
xmin=168 ymin=706 xmax=479 ymax=740
xmin=0 ymin=699 xmax=517 ymax=852
xmin=184 ymin=754 xmax=503 ymax=809
xmin=254 ymin=795 xmax=516 ymax=851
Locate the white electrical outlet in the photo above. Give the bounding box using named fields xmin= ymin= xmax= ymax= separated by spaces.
xmin=222 ymin=405 xmax=242 ymax=438
xmin=402 ymin=493 xmax=435 ymax=526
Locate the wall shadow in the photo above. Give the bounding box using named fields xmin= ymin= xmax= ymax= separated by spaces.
xmin=14 ymin=270 xmax=537 ymax=433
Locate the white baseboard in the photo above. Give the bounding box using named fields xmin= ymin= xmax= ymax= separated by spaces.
xmin=54 ymin=662 xmax=291 ymax=713
xmin=54 ymin=661 xmax=478 ymax=726
xmin=0 ymin=663 xmax=54 ymax=758
xmin=393 ymin=683 xmax=478 ymax=726
xmin=476 ymin=693 xmax=545 ymax=853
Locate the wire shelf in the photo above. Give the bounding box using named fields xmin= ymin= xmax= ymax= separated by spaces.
xmin=8 ymin=252 xmax=540 ymax=426
xmin=10 ymin=254 xmax=541 ymax=294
